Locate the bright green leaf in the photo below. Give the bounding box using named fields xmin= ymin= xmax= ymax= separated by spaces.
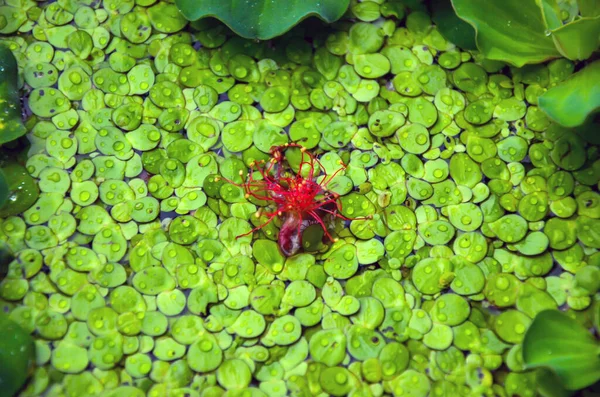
xmin=522 ymin=310 xmax=600 ymax=390
xmin=451 ymin=0 xmax=561 ymax=67
xmin=551 ymin=16 xmax=600 ymax=61
xmin=538 ymin=0 xmax=563 ymax=30
xmin=253 ymin=239 xmax=285 ymax=273
xmin=175 ymin=0 xmax=351 ymax=39
xmin=538 ymin=60 xmax=600 ymax=127
xmin=538 ymin=0 xmax=600 ymax=60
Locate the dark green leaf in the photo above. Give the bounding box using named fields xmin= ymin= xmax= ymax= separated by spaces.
xmin=451 ymin=0 xmax=561 ymax=67
xmin=175 ymin=0 xmax=350 ymax=39
xmin=538 ymin=60 xmax=600 ymax=127
xmin=522 ymin=310 xmax=600 ymax=390
xmin=0 ymin=241 xmax=12 ymax=279
xmin=302 ymin=223 xmax=325 ymax=252
xmin=0 ymin=169 xmax=8 ymax=209
xmin=573 ymin=118 xmax=600 ymax=145
xmin=535 ymin=368 xmax=576 ymax=397
xmin=0 ymin=162 xmax=39 ymax=218
xmin=430 ymin=0 xmax=477 ymax=50
xmin=0 ymin=45 xmax=26 ymax=146
xmin=401 ymin=0 xmax=429 ymax=12
xmin=0 ymin=313 xmax=35 ymax=397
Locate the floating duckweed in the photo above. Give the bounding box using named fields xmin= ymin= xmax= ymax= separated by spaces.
xmin=1 ymin=0 xmax=599 ymax=395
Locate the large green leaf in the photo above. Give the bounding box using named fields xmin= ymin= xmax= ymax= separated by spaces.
xmin=578 ymin=0 xmax=600 ymax=17
xmin=535 ymin=368 xmax=576 ymax=397
xmin=551 ymin=16 xmax=600 ymax=60
xmin=430 ymin=0 xmax=477 ymax=50
xmin=175 ymin=0 xmax=350 ymax=39
xmin=522 ymin=310 xmax=600 ymax=390
xmin=0 ymin=313 xmax=35 ymax=397
xmin=595 ymin=298 xmax=600 ymax=334
xmin=538 ymin=60 xmax=600 ymax=127
xmin=451 ymin=0 xmax=561 ymax=67
xmin=538 ymin=0 xmax=600 ymax=60
xmin=538 ymin=0 xmax=563 ymax=30
xmin=0 ymin=45 xmax=26 ymax=146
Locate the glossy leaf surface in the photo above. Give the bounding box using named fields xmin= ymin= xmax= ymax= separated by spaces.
xmin=523 ymin=310 xmax=600 ymax=390
xmin=175 ymin=0 xmax=350 ymax=39
xmin=538 ymin=0 xmax=600 ymax=61
xmin=0 ymin=162 xmax=39 ymax=218
xmin=451 ymin=0 xmax=561 ymax=67
xmin=0 ymin=45 xmax=26 ymax=146
xmin=551 ymin=16 xmax=600 ymax=61
xmin=538 ymin=60 xmax=600 ymax=127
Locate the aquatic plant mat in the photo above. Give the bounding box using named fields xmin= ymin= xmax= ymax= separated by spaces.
xmin=0 ymin=1 xmax=599 ymax=396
